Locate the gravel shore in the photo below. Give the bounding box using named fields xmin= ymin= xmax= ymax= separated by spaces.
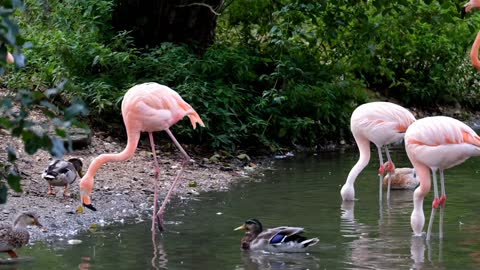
xmin=0 ymin=131 xmax=260 ymax=243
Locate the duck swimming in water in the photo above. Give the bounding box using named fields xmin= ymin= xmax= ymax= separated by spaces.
xmin=234 ymin=218 xmax=319 ymax=253
xmin=42 ymin=158 xmax=83 ymax=198
xmin=0 ymin=212 xmax=42 ymax=258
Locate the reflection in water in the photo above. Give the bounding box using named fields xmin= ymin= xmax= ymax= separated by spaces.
xmin=78 ymin=256 xmax=91 ymax=270
xmin=340 ymin=201 xmax=355 ymax=222
xmin=411 ymin=237 xmax=425 ymax=269
xmin=238 ymin=251 xmax=320 ymax=270
xmin=340 ymin=190 xmax=432 ymax=269
xmin=151 ymin=234 xmax=168 ymax=270
xmin=0 ymin=256 xmax=34 ymax=270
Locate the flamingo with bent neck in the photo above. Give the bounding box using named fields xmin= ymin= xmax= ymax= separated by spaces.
xmin=340 ymin=101 xmax=416 ymax=203
xmin=78 ymin=82 xmax=205 ymax=232
xmin=405 ymin=116 xmax=480 ymax=240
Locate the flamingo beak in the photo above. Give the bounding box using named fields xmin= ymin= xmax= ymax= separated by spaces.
xmin=234 ymin=224 xmax=247 ymax=231
xmin=78 ymin=189 xmax=97 ymax=213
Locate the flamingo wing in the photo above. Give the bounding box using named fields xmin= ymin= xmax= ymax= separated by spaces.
xmin=351 ymin=102 xmax=415 ymax=146
xmin=405 ymin=116 xmax=480 ymax=169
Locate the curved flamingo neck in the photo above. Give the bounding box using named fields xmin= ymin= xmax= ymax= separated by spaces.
xmin=345 ymin=137 xmax=371 ymax=186
xmin=470 ymin=32 xmax=480 ymax=71
xmin=341 ymin=136 xmax=371 ymax=200
xmin=83 ymin=129 xmax=140 ymax=180
xmin=410 ymin=163 xmax=431 ymax=236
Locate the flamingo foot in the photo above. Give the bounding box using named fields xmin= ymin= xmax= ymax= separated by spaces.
xmin=432 ymin=198 xmax=441 ymax=209
xmin=439 ymin=195 xmax=447 ymax=206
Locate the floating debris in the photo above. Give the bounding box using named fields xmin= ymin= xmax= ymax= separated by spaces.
xmin=273 ymin=152 xmax=294 ymax=159
xmin=67 ymin=239 xmax=82 ymax=245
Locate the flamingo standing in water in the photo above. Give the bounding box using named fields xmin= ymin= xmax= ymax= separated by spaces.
xmin=78 ymin=82 xmax=205 ymax=232
xmin=405 ymin=116 xmax=480 ymax=240
xmin=340 ymin=102 xmax=415 ymax=203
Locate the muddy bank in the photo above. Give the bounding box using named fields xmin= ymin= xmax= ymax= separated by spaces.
xmin=0 ymin=131 xmax=267 ymax=243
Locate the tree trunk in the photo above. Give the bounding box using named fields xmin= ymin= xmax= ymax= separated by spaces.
xmin=112 ymin=0 xmax=223 ymax=54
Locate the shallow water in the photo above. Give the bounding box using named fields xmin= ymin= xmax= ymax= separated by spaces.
xmin=4 ymin=148 xmax=480 ymax=269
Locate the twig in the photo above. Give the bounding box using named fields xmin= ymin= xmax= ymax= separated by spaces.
xmin=176 ymin=3 xmax=221 ymax=16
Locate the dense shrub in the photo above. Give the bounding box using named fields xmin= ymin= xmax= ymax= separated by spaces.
xmin=6 ymin=0 xmax=480 ymax=152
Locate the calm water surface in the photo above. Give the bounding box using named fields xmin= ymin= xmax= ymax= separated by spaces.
xmin=4 ymin=148 xmax=480 ymax=269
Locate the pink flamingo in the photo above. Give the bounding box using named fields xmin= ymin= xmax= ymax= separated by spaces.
xmin=340 ymin=102 xmax=416 ymax=203
xmin=464 ymin=0 xmax=480 ymax=70
xmin=405 ymin=116 xmax=480 ymax=240
xmin=6 ymin=52 xmax=13 ymax=64
xmin=78 ymin=82 xmax=205 ymax=231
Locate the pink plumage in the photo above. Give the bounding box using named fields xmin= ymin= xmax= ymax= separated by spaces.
xmin=341 ymin=102 xmax=416 ymax=202
xmin=405 ymin=116 xmax=480 ymax=240
xmin=79 ymin=82 xmax=205 ymax=232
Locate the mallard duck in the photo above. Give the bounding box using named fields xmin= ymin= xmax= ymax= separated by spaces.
xmin=42 ymin=158 xmax=83 ymax=198
xmin=234 ymin=218 xmax=319 ymax=252
xmin=383 ymin=168 xmax=419 ymax=190
xmin=0 ymin=212 xmax=42 ymax=258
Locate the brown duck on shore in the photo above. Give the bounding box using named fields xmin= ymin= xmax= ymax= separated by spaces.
xmin=0 ymin=212 xmax=42 ymax=258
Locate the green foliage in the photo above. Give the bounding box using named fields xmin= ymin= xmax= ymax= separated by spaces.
xmin=0 ymin=0 xmax=87 ymax=204
xmin=5 ymin=0 xmax=367 ymax=152
xmin=7 ymin=0 xmax=480 ymax=155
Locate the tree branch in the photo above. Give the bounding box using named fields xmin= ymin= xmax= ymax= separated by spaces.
xmin=176 ymin=2 xmax=221 ymax=16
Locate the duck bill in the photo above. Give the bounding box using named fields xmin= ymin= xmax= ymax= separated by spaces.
xmin=34 ymin=220 xmax=43 ymax=228
xmin=234 ymin=224 xmax=247 ymax=231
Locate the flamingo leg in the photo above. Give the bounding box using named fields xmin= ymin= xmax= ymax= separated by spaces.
xmin=426 ymin=169 xmax=440 ymax=241
xmin=377 ymin=146 xmax=385 ymax=204
xmin=439 ymin=169 xmax=446 ymax=239
xmin=148 ymin=132 xmax=161 ymax=234
xmin=156 ymin=128 xmax=192 ymax=232
xmin=384 ymin=145 xmax=394 ymax=202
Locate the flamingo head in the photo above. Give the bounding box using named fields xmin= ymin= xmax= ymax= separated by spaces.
xmin=464 ymin=0 xmax=480 ymax=14
xmin=340 ymin=183 xmax=355 ymax=201
xmin=77 ymin=176 xmax=97 ymax=213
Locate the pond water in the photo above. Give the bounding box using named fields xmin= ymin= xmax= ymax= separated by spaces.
xmin=4 ymin=148 xmax=480 ymax=269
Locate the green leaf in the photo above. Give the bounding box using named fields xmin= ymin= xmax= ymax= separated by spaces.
xmin=0 ymin=183 xmax=7 ymax=204
xmin=7 ymin=171 xmax=21 ymax=192
xmin=6 ymin=145 xmax=17 ymax=162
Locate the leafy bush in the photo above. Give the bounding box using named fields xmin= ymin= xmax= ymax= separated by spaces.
xmin=8 ymin=0 xmax=480 ymax=154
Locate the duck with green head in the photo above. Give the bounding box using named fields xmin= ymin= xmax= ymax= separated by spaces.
xmin=234 ymin=218 xmax=319 ymax=252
